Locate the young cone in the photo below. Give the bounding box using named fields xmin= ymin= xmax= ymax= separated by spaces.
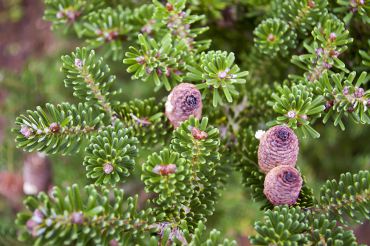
xmin=165 ymin=83 xmax=202 ymax=128
xmin=258 ymin=125 xmax=299 ymax=173
xmin=263 ymin=165 xmax=303 ymax=205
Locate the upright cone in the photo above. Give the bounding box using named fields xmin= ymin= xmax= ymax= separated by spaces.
xmin=258 ymin=125 xmax=299 ymax=173
xmin=263 ymin=165 xmax=302 ymax=205
xmin=165 ymin=83 xmax=202 ymax=128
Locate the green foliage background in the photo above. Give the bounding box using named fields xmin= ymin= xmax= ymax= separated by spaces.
xmin=0 ymin=0 xmax=369 ymax=244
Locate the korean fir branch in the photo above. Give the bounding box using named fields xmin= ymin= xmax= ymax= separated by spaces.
xmin=277 ymin=0 xmax=329 ymax=35
xmin=268 ymin=83 xmax=325 ymax=138
xmin=16 ymin=184 xmax=156 ymax=245
xmin=153 ymin=0 xmax=211 ymax=52
xmin=170 ymin=117 xmax=224 ymax=227
xmin=249 ymin=206 xmax=359 ymax=245
xmin=250 ymin=170 xmax=369 ymax=245
xmin=123 ymin=33 xmax=188 ymax=91
xmin=253 ymin=0 xmax=329 ymax=58
xmin=14 ymin=103 xmax=103 ymax=155
xmin=140 ymin=117 xmax=223 ymax=228
xmin=291 ymin=18 xmax=353 ymax=82
xmin=83 ymin=121 xmax=138 ymax=185
xmin=62 ymin=47 xmax=120 ymax=120
xmin=123 ymin=0 xmax=211 ymax=91
xmin=114 ymin=98 xmax=171 ymax=147
xmin=315 ymin=71 xmax=370 ymax=130
xmin=318 ymin=170 xmax=369 ymax=226
xmin=334 ymin=0 xmax=370 ymax=24
xmin=187 ymin=51 xmax=249 ymax=107
xmin=82 ymin=6 xmax=132 ymax=61
xmin=253 ymin=18 xmax=297 ymax=58
xmin=17 ymin=184 xmax=235 ymax=245
xmin=141 ymin=148 xmax=193 ymax=222
xmin=44 ymin=0 xmax=106 ymax=34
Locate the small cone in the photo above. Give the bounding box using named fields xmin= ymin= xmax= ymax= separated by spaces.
xmin=165 ymin=83 xmax=202 ymax=128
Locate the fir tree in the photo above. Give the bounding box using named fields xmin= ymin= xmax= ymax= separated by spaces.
xmin=2 ymin=0 xmax=370 ymax=245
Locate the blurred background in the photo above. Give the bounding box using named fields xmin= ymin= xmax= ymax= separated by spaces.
xmin=0 ymin=0 xmax=369 ymax=245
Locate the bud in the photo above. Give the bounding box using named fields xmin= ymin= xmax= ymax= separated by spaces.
xmin=354 ymin=87 xmax=365 ymax=98
xmin=323 ymin=62 xmax=332 ymax=69
xmin=165 ymin=83 xmax=202 ymax=128
xmin=153 ymin=164 xmax=177 ymax=175
xmin=20 ymin=125 xmax=34 ymax=138
xmin=166 ymin=3 xmax=174 ymax=11
xmin=26 ymin=209 xmax=45 ymax=237
xmin=342 ymin=86 xmax=350 ymax=95
xmin=191 ymin=127 xmax=208 ymax=140
xmin=71 ymin=212 xmax=84 ymax=224
xmin=267 ymin=34 xmax=276 ymax=42
xmin=56 ymin=11 xmax=64 ymax=19
xmin=109 ymin=240 xmax=119 ymax=246
xmin=329 ymin=50 xmax=340 ymax=58
xmin=258 ymin=125 xmax=299 ymax=173
xmin=49 ymin=122 xmax=60 ymax=133
xmin=74 ymin=58 xmax=83 ymax=69
xmin=135 ymin=56 xmax=145 ymax=65
xmin=103 ymin=162 xmax=114 ymax=174
xmin=308 ymin=0 xmax=316 ymax=8
xmin=287 ymin=110 xmax=296 ymax=118
xmin=347 ymin=105 xmax=355 ymax=113
xmin=329 ymin=32 xmax=337 ymax=42
xmin=23 ymin=153 xmax=52 ymax=195
xmin=263 ymin=165 xmax=303 ymax=205
xmin=315 ymin=48 xmax=323 ymax=56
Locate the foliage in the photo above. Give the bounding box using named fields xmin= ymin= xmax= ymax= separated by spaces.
xmin=187 ymin=51 xmax=249 ymax=106
xmin=84 ymin=122 xmax=138 ymax=185
xmin=14 ymin=103 xmax=103 ymax=155
xmin=253 ymin=18 xmax=297 ymax=57
xmin=4 ymin=0 xmax=370 ymax=244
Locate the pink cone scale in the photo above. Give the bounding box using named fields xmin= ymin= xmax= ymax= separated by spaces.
xmin=258 ymin=125 xmax=299 ymax=173
xmin=165 ymin=83 xmax=202 ymax=128
xmin=263 ymin=165 xmax=303 ymax=205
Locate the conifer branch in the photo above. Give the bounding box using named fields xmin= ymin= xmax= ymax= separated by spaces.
xmin=62 ymin=47 xmax=119 ymax=120
xmin=14 ymin=103 xmax=103 ymax=155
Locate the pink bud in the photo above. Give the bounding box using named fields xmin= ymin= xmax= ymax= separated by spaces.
xmin=191 ymin=127 xmax=208 ymax=140
xmin=153 ymin=164 xmax=177 ymax=175
xmin=258 ymin=125 xmax=299 ymax=173
xmin=135 ymin=56 xmax=145 ymax=65
xmin=71 ymin=212 xmax=84 ymax=224
xmin=103 ymin=163 xmax=114 ymax=174
xmin=49 ymin=122 xmax=60 ymax=133
xmin=354 ymin=87 xmax=365 ymax=98
xmin=267 ymin=34 xmax=276 ymax=42
xmin=342 ymin=86 xmax=350 ymax=95
xmin=264 ymin=165 xmax=303 ymax=205
xmin=329 ymin=32 xmax=337 ymax=42
xmin=56 ymin=11 xmax=64 ymax=19
xmin=218 ymin=70 xmax=228 ymax=79
xmin=315 ymin=48 xmax=324 ymax=56
xmin=287 ymin=110 xmax=296 ymax=118
xmin=74 ymin=58 xmax=83 ymax=69
xmin=20 ymin=125 xmax=33 ymax=138
xmin=166 ymin=3 xmax=174 ymax=11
